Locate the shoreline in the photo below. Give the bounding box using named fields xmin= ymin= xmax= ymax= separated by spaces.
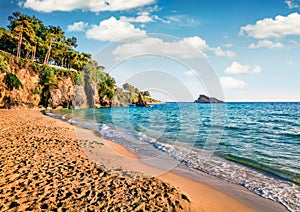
xmin=75 ymin=122 xmax=287 ymax=212
xmin=0 ymin=110 xmax=287 ymax=211
xmin=67 ymin=111 xmax=287 ymax=211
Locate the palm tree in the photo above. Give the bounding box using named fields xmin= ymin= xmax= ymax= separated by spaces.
xmin=3 ymin=73 xmax=23 ymax=108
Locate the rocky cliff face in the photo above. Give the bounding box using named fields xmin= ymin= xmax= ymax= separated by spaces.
xmin=0 ymin=55 xmax=88 ymax=109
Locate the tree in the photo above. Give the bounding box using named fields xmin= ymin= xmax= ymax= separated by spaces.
xmin=43 ymin=26 xmax=64 ymax=64
xmin=143 ymin=91 xmax=150 ymax=97
xmin=8 ymin=12 xmax=37 ymax=58
xmin=98 ymin=74 xmax=116 ymax=106
xmin=39 ymin=65 xmax=58 ymax=106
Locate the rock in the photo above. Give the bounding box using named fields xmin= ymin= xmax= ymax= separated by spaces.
xmin=0 ymin=86 xmax=5 ymax=107
xmin=135 ymin=93 xmax=149 ymax=107
xmin=99 ymin=95 xmax=111 ymax=107
xmin=194 ymin=94 xmax=224 ymax=103
xmin=94 ymin=104 xmax=101 ymax=108
xmin=72 ymin=85 xmax=88 ymax=108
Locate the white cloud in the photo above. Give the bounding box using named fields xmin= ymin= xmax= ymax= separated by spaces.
xmin=182 ymin=36 xmax=209 ymax=51
xmin=112 ymin=37 xmax=206 ymax=59
xmin=67 ymin=21 xmax=88 ymax=32
xmin=225 ymin=62 xmax=262 ymax=74
xmin=225 ymin=62 xmax=249 ymax=74
xmin=86 ymin=17 xmax=146 ymax=41
xmin=220 ymin=77 xmax=247 ymax=90
xmin=212 ymin=47 xmax=236 ymax=58
xmin=249 ymin=40 xmax=285 ymax=49
xmin=120 ymin=12 xmax=154 ymax=23
xmin=286 ymin=60 xmax=294 ymax=65
xmin=285 ymin=0 xmax=299 ymax=9
xmin=112 ymin=35 xmax=236 ymax=59
xmin=240 ymin=13 xmax=300 ymax=39
xmin=183 ymin=36 xmax=236 ymax=58
xmin=21 ymin=0 xmax=156 ymax=13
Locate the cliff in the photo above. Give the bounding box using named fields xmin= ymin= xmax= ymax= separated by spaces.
xmin=0 ymin=52 xmax=88 ymax=109
xmin=194 ymin=94 xmax=224 ymax=104
xmin=0 ymin=52 xmax=158 ymax=109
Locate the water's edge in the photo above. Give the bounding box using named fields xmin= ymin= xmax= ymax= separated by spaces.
xmin=45 ymin=110 xmax=299 ymax=212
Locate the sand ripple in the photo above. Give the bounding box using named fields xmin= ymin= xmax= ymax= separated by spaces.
xmin=0 ymin=110 xmax=190 ymax=211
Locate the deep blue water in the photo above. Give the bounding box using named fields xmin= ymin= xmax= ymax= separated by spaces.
xmin=50 ymin=102 xmax=300 ymax=211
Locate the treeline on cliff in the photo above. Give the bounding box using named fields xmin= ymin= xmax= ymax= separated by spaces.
xmin=0 ymin=12 xmax=90 ymax=70
xmin=0 ymin=12 xmax=157 ymax=109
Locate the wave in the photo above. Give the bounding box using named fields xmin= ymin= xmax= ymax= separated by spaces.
xmin=45 ymin=109 xmax=300 ymax=212
xmin=219 ymin=153 xmax=300 ymax=185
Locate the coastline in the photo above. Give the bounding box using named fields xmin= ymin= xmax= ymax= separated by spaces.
xmin=0 ymin=110 xmax=287 ymax=211
xmin=75 ymin=119 xmax=287 ymax=212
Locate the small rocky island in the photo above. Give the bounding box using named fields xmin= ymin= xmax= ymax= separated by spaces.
xmin=194 ymin=94 xmax=224 ymax=103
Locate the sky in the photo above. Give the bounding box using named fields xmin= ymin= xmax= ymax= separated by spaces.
xmin=0 ymin=0 xmax=300 ymax=102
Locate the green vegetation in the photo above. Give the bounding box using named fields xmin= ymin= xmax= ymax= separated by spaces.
xmin=0 ymin=12 xmax=159 ymax=108
xmin=2 ymin=73 xmax=23 ymax=108
xmin=0 ymin=54 xmax=10 ymax=73
xmin=3 ymin=73 xmax=23 ymax=91
xmin=0 ymin=12 xmax=91 ymax=70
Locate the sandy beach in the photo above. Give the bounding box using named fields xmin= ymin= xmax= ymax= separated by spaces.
xmin=0 ymin=110 xmax=287 ymax=211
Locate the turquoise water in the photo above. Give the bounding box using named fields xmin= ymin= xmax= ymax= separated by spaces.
xmin=49 ymin=102 xmax=300 ymax=211
xmin=88 ymin=102 xmax=300 ymax=183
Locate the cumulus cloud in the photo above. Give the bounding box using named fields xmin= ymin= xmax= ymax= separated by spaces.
xmin=220 ymin=77 xmax=247 ymax=90
xmin=182 ymin=36 xmax=209 ymax=51
xmin=240 ymin=13 xmax=300 ymax=39
xmin=86 ymin=17 xmax=146 ymax=41
xmin=285 ymin=0 xmax=299 ymax=9
xmin=67 ymin=21 xmax=88 ymax=32
xmin=225 ymin=62 xmax=249 ymax=74
xmin=87 ymin=15 xmax=235 ymax=58
xmin=21 ymin=0 xmax=156 ymax=13
xmin=212 ymin=47 xmax=236 ymax=58
xmin=225 ymin=62 xmax=262 ymax=74
xmin=248 ymin=40 xmax=285 ymax=49
xmin=112 ymin=37 xmax=206 ymax=59
xmin=183 ymin=36 xmax=236 ymax=58
xmin=112 ymin=35 xmax=236 ymax=59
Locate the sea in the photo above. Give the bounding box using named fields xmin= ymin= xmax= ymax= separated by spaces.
xmin=48 ymin=102 xmax=300 ymax=211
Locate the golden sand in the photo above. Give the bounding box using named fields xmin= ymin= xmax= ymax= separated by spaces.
xmin=0 ymin=110 xmax=190 ymax=211
xmin=0 ymin=110 xmax=286 ymax=211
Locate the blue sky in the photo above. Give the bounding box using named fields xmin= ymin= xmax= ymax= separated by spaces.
xmin=1 ymin=0 xmax=300 ymax=101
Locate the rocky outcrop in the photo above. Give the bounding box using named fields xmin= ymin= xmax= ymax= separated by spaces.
xmin=48 ymin=76 xmax=75 ymax=108
xmin=135 ymin=93 xmax=149 ymax=107
xmin=7 ymin=67 xmax=40 ymax=108
xmin=0 ymin=54 xmax=89 ymax=109
xmin=194 ymin=94 xmax=224 ymax=103
xmin=72 ymin=85 xmax=88 ymax=108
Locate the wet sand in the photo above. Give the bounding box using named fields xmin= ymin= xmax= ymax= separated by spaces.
xmin=0 ymin=110 xmax=287 ymax=211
